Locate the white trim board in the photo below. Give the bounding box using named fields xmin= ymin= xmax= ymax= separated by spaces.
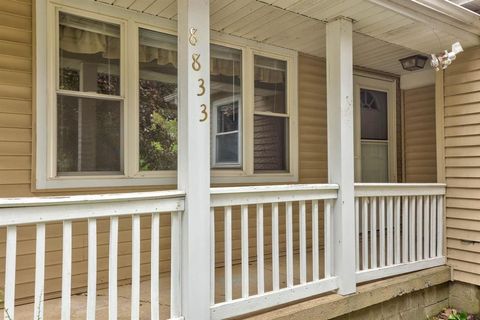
xmin=400 ymin=69 xmax=435 ymax=90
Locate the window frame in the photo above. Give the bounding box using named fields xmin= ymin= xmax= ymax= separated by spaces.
xmin=36 ymin=0 xmax=298 ymax=190
xmin=353 ymin=75 xmax=397 ymax=183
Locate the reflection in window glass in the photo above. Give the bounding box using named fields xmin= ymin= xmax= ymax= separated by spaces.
xmin=211 ymin=44 xmax=242 ymax=167
xmin=59 ymin=12 xmax=121 ymax=95
xmin=138 ymin=28 xmax=178 ymax=171
xmin=57 ymin=96 xmax=121 ymax=174
xmin=254 ymin=55 xmax=288 ymax=172
xmin=360 ymin=89 xmax=388 ymax=140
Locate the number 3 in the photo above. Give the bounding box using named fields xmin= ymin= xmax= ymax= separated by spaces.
xmin=197 ymin=78 xmax=205 ymax=96
xmin=200 ymin=104 xmax=208 ymax=122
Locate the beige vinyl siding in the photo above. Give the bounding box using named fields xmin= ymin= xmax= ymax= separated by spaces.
xmin=444 ymin=46 xmax=480 ymax=286
xmin=404 ymin=85 xmax=437 ymax=183
xmin=0 ymin=0 xmax=33 ymax=197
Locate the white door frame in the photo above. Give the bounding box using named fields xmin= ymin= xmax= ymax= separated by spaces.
xmin=353 ymin=75 xmax=397 ymax=182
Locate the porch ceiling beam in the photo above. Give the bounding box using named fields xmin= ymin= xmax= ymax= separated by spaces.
xmin=366 ymin=0 xmax=480 ymax=46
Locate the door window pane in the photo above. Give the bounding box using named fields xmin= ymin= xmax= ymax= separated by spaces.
xmin=59 ymin=12 xmax=121 ymax=95
xmin=138 ymin=28 xmax=178 ymax=171
xmin=361 ymin=142 xmax=388 ymax=182
xmin=211 ymin=44 xmax=242 ymax=167
xmin=57 ymin=96 xmax=122 ymax=174
xmin=360 ymin=89 xmax=388 ymax=140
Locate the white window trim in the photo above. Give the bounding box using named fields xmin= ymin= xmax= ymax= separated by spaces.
xmin=353 ymin=75 xmax=397 ymax=183
xmin=36 ymin=0 xmax=298 ymax=190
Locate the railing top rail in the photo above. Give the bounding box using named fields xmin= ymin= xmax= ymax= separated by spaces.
xmin=211 ymin=183 xmax=339 ymax=207
xmin=0 ymin=190 xmax=186 ymax=208
xmin=354 ymin=183 xmax=446 ymax=197
xmin=0 ymin=190 xmax=185 ymax=226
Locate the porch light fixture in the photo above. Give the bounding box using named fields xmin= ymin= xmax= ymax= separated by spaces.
xmin=399 ymin=54 xmax=429 ymax=71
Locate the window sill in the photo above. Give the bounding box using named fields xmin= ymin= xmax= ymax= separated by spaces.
xmin=35 ymin=170 xmax=299 ymax=190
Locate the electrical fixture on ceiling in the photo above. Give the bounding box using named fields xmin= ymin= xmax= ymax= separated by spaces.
xmin=399 ymin=54 xmax=429 ymax=71
xmin=430 ymin=42 xmax=464 ymax=71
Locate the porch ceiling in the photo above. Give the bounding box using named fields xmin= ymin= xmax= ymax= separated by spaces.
xmin=96 ymin=0 xmax=480 ymax=75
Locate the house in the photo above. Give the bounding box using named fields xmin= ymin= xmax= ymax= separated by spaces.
xmin=0 ymin=0 xmax=480 ymax=319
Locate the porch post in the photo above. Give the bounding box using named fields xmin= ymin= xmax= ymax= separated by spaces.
xmin=177 ymin=0 xmax=211 ymax=319
xmin=326 ymin=17 xmax=356 ymax=295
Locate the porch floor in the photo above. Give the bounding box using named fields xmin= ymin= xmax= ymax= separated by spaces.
xmin=5 ymin=250 xmax=328 ymax=319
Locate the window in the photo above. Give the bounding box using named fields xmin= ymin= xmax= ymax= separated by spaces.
xmin=253 ymin=55 xmax=288 ymax=172
xmin=354 ymin=76 xmax=397 ymax=183
xmin=37 ymin=2 xmax=298 ymax=188
xmin=211 ymin=44 xmax=242 ymax=168
xmin=57 ymin=12 xmax=123 ymax=175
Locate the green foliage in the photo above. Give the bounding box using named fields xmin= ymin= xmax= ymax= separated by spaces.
xmin=139 ymin=79 xmax=177 ymax=171
xmin=448 ymin=310 xmax=469 ymax=320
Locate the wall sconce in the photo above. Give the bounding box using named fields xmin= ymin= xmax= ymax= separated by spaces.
xmin=399 ymin=55 xmax=429 ymax=71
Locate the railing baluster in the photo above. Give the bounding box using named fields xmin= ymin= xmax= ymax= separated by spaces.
xmin=355 ymin=198 xmax=360 ymax=271
xmin=416 ymin=196 xmax=423 ymax=261
xmin=210 ymin=208 xmax=216 ymax=305
xmin=225 ymin=206 xmax=233 ymax=301
xmin=34 ymin=223 xmax=46 ymax=320
xmin=272 ymin=203 xmax=280 ymax=290
xmin=379 ymin=197 xmax=385 ymax=267
xmin=286 ymin=201 xmax=294 ymax=287
xmin=87 ymin=218 xmax=97 ymax=320
xmin=131 ymin=214 xmax=141 ymax=319
xmin=256 ymin=204 xmax=264 ymax=294
xmin=61 ymin=221 xmax=72 ymax=320
xmin=402 ymin=197 xmax=408 ymax=263
xmin=370 ymin=197 xmax=377 ymax=269
xmin=4 ymin=225 xmax=17 ymax=320
xmin=151 ymin=213 xmax=160 ymax=320
xmin=362 ymin=198 xmax=369 ymax=270
xmin=394 ymin=197 xmax=401 ymax=265
xmin=109 ymin=217 xmax=118 ymax=320
xmin=437 ymin=196 xmax=444 ymax=257
xmin=324 ymin=200 xmax=332 ymax=278
xmin=424 ymin=196 xmax=430 ymax=259
xmin=431 ymin=196 xmax=437 ymax=258
xmin=171 ymin=211 xmax=182 ymax=319
xmin=299 ymin=201 xmax=307 ymax=284
xmin=241 ymin=205 xmax=249 ymax=298
xmin=409 ymin=197 xmax=416 ymax=262
xmin=386 ymin=197 xmax=393 ymax=266
xmin=312 ymin=200 xmax=319 ymax=280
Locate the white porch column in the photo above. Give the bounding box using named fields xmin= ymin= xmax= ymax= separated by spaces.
xmin=177 ymin=0 xmax=211 ymax=319
xmin=326 ymin=17 xmax=356 ymax=295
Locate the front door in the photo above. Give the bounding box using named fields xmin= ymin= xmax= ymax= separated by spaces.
xmin=354 ymin=75 xmax=397 ymax=183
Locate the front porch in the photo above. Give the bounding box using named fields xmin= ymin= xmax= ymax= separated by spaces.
xmin=0 ymin=183 xmax=445 ymax=319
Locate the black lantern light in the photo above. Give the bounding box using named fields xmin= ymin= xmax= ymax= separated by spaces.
xmin=399 ymin=55 xmax=429 ymax=71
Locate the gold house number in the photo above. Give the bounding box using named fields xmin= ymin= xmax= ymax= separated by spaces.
xmin=189 ymin=26 xmax=208 ymax=122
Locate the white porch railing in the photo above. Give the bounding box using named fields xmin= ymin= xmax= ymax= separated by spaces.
xmin=354 ymin=183 xmax=446 ymax=283
xmin=0 ymin=190 xmax=185 ymax=320
xmin=209 ymin=184 xmax=339 ymax=320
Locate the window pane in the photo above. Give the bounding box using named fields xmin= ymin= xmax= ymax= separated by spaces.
xmin=211 ymin=44 xmax=242 ymax=167
xmin=361 ymin=142 xmax=388 ymax=182
xmin=216 ymin=133 xmax=239 ymax=163
xmin=59 ymin=12 xmax=121 ymax=95
xmin=138 ymin=28 xmax=178 ymax=171
xmin=254 ymin=115 xmax=287 ymax=171
xmin=360 ymin=89 xmax=388 ymax=140
xmin=57 ymin=95 xmax=122 ymax=174
xmin=254 ymin=55 xmax=286 ymax=114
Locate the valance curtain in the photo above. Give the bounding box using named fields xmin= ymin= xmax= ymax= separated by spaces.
xmin=59 ymin=25 xmax=285 ymax=84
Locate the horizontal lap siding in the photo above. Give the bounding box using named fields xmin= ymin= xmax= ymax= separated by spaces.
xmin=444 ymin=46 xmax=480 ymax=286
xmin=0 ymin=0 xmax=33 ymax=197
xmin=404 ymin=85 xmax=437 ymax=183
